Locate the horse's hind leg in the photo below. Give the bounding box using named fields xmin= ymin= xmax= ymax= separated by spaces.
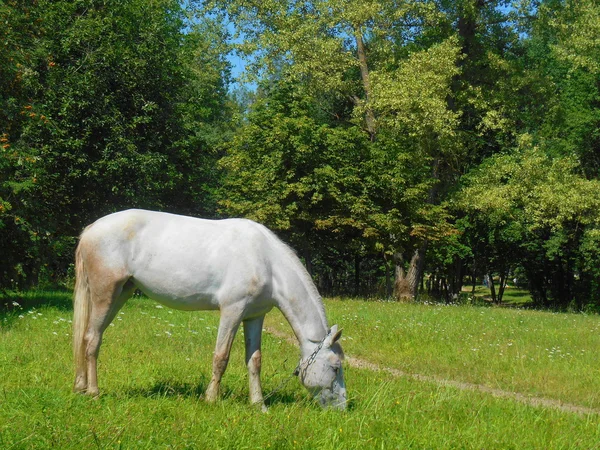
xmin=84 ymin=278 xmax=135 ymax=397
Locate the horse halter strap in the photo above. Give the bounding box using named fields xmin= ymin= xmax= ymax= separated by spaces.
xmin=293 ymin=333 xmax=328 ymax=378
xmin=262 ymin=332 xmax=329 ymax=403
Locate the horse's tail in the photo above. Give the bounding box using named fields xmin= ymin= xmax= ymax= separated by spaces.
xmin=73 ymin=239 xmax=90 ymax=379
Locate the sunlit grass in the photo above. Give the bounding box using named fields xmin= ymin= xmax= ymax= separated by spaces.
xmin=461 ymin=284 xmax=533 ymax=306
xmin=1 ymin=291 xmax=600 ymax=449
xmin=274 ymin=298 xmax=600 ymax=408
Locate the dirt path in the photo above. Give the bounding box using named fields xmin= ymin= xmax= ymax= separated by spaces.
xmin=264 ymin=326 xmax=600 ymax=416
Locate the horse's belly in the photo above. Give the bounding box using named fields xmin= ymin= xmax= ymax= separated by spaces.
xmin=131 ymin=272 xmax=221 ymax=311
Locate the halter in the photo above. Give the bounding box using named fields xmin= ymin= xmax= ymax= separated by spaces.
xmin=293 ymin=335 xmax=327 ymax=379
xmin=262 ymin=332 xmax=329 ymax=402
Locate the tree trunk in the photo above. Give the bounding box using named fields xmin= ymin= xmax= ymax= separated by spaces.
xmin=497 ymin=271 xmax=508 ymax=304
xmin=394 ymin=253 xmax=410 ymax=301
xmin=303 ymin=245 xmax=312 ymax=277
xmin=384 ymin=254 xmax=393 ymax=298
xmin=488 ymin=273 xmax=497 ymax=304
xmin=456 ymin=0 xmax=485 ymax=60
xmin=394 ymin=244 xmax=427 ymax=302
xmin=354 ymin=254 xmax=361 ymax=296
xmin=448 ymin=256 xmax=464 ymax=298
xmin=442 ymin=277 xmax=449 ymax=302
xmin=353 ymin=25 xmax=376 ymax=141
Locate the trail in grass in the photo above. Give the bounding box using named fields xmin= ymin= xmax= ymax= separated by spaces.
xmin=264 ymin=326 xmax=600 ymax=416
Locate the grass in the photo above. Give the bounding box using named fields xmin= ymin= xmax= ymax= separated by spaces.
xmin=319 ymin=298 xmax=600 ymax=408
xmin=1 ymin=290 xmax=600 ymax=449
xmin=460 ymin=284 xmax=533 ymax=307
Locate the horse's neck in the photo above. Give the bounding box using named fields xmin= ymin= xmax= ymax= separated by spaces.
xmin=274 ymin=265 xmax=328 ymax=356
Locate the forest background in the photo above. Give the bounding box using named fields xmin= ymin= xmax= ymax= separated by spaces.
xmin=2 ymin=0 xmax=600 ymax=310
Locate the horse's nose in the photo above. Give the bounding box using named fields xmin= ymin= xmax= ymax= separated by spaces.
xmin=335 ymin=388 xmax=347 ymax=410
xmin=326 ymin=387 xmax=346 ymax=410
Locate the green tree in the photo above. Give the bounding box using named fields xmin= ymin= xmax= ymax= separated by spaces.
xmin=1 ymin=0 xmax=48 ymax=287
xmin=207 ymin=0 xmax=485 ymax=299
xmin=457 ymin=143 xmax=600 ymax=307
xmin=0 ymin=0 xmax=231 ymax=289
xmin=219 ymin=77 xmax=377 ymax=280
xmin=543 ymin=0 xmax=600 ymax=178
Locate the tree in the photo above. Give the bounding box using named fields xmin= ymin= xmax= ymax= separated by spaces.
xmin=0 ymin=0 xmax=232 ymax=289
xmin=1 ymin=0 xmax=50 ymax=288
xmin=218 ymin=76 xmax=379 ymax=281
xmin=543 ymin=0 xmax=600 ymax=178
xmin=368 ymin=37 xmax=463 ymax=300
xmin=207 ymin=0 xmax=486 ymax=299
xmin=456 ymin=144 xmax=600 ymax=307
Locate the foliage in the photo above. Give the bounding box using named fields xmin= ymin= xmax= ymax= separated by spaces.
xmin=430 ymin=0 xmax=600 ymax=306
xmin=551 ymin=0 xmax=600 ymax=75
xmin=2 ymin=0 xmax=600 ymax=305
xmin=455 ymin=145 xmax=600 ymax=306
xmin=218 ymin=77 xmax=391 ymax=294
xmin=0 ymin=0 xmax=231 ymax=288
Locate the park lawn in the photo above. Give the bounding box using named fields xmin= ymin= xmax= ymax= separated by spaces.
xmin=1 ymin=290 xmax=599 ymax=449
xmin=461 ymin=284 xmax=533 ymax=307
xmin=270 ymin=297 xmax=600 ymax=409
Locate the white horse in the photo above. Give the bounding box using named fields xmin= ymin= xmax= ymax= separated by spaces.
xmin=73 ymin=209 xmax=346 ymax=410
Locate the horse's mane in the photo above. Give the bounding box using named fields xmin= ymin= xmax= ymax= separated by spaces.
xmin=256 ymin=223 xmax=327 ymax=325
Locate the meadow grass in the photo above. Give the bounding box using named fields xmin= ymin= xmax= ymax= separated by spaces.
xmin=306 ymin=297 xmax=600 ymax=408
xmin=463 ymin=284 xmax=533 ymax=307
xmin=1 ymin=290 xmax=600 ymax=449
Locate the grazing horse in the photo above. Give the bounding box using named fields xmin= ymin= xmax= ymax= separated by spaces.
xmin=73 ymin=209 xmax=346 ymax=410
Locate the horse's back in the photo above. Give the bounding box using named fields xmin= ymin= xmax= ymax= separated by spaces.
xmin=81 ymin=209 xmax=269 ymax=253
xmin=79 ymin=209 xmax=278 ymax=311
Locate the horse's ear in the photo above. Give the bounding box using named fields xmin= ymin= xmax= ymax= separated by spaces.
xmin=326 ymin=325 xmax=343 ymax=346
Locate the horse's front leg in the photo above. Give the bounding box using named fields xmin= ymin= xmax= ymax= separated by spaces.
xmin=205 ymin=307 xmax=243 ymax=403
xmin=243 ymin=315 xmax=267 ymax=411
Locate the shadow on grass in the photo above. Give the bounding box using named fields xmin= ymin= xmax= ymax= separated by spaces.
xmin=1 ymin=288 xmax=73 ymax=311
xmin=264 ymin=390 xmax=302 ymax=407
xmin=122 ymin=378 xmax=302 ymax=407
xmin=125 ymin=380 xmax=208 ymax=399
xmin=1 ymin=288 xmax=73 ymax=329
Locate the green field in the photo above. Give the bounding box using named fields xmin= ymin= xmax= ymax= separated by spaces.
xmin=1 ymin=291 xmax=599 ymax=449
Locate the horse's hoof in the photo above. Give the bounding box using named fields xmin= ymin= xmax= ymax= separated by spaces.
xmin=251 ymin=400 xmax=268 ymax=413
xmin=73 ymin=378 xmax=87 ymax=393
xmin=85 ymin=388 xmax=100 ymax=398
xmin=205 ymin=385 xmax=219 ymax=403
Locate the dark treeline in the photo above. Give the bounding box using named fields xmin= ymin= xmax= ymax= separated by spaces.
xmin=2 ymin=0 xmax=600 ymax=310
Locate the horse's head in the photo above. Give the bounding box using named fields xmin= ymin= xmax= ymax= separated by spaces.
xmin=297 ymin=325 xmax=347 ymax=410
